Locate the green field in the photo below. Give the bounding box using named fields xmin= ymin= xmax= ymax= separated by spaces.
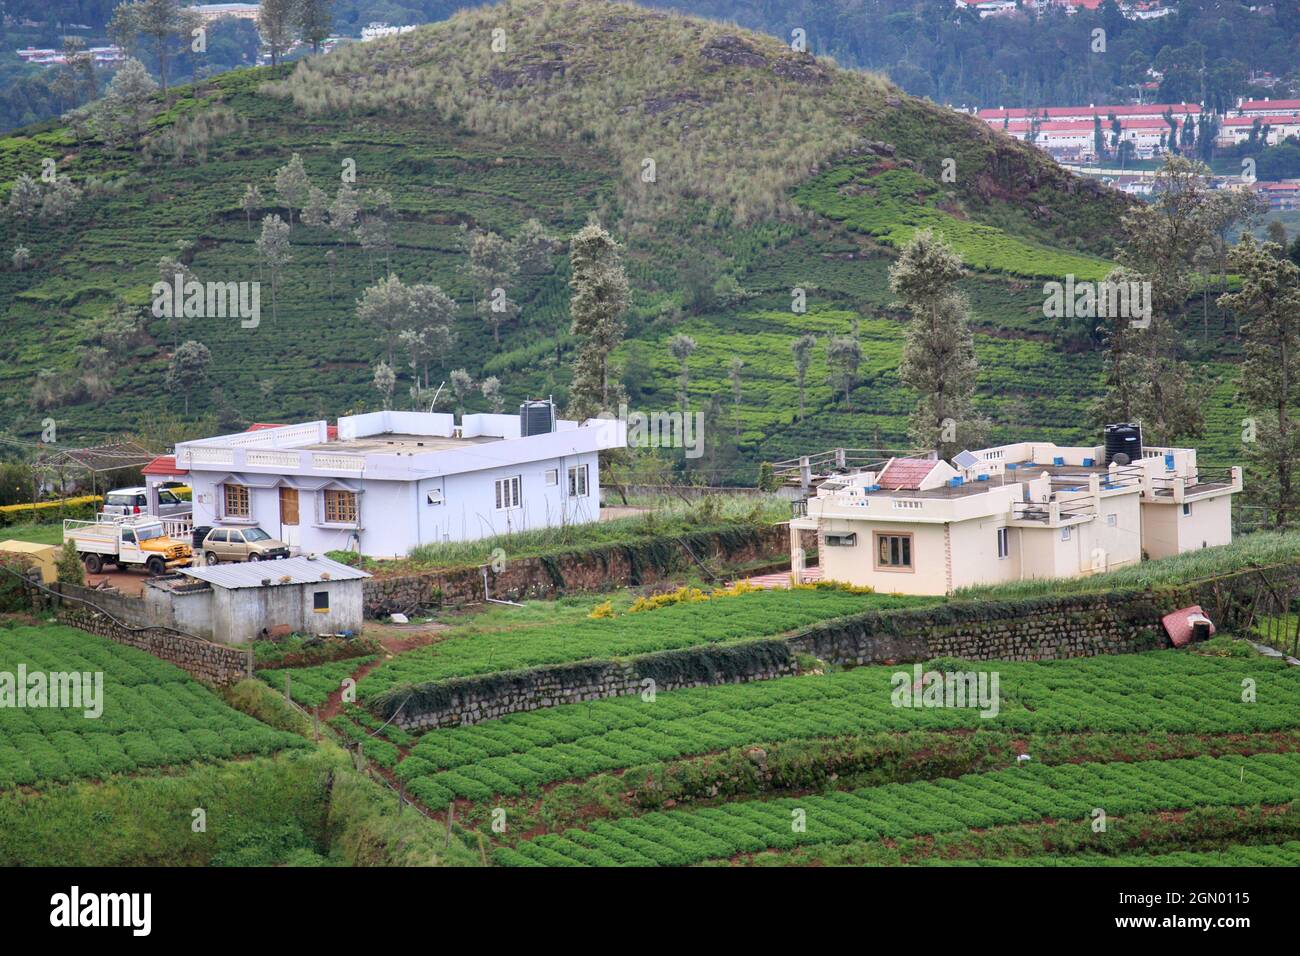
xmin=392 ymin=651 xmax=1300 ymax=806
xmin=358 ymin=587 xmax=933 ymax=699
xmin=494 ymin=752 xmax=1300 ymax=866
xmin=0 ymin=623 xmax=306 ymax=790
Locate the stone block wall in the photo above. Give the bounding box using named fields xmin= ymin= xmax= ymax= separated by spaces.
xmin=363 ymin=523 xmax=817 ymax=616
xmin=373 ymin=561 xmax=1299 ymax=730
xmin=54 ymin=603 xmax=251 ymax=685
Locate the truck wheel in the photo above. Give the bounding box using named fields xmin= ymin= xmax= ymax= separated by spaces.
xmin=205 ymin=552 xmax=220 ymax=567
xmin=146 ymin=556 xmax=166 ymax=577
xmin=83 ymin=553 xmax=103 ymax=575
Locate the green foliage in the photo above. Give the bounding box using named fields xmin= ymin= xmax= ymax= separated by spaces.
xmin=55 ymin=539 xmax=85 ymax=585
xmin=0 ymin=623 xmax=306 ymax=791
xmin=496 ymin=752 xmax=1300 ymax=866
xmin=361 ymin=588 xmax=929 ymax=699
xmin=395 ymin=651 xmax=1300 ymax=806
xmin=256 ymin=656 xmax=375 ymax=709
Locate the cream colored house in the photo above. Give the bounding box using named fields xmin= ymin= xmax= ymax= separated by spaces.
xmin=789 ymin=440 xmax=1241 ymax=596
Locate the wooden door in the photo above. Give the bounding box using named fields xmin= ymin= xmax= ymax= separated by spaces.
xmin=279 ymin=488 xmax=300 ymax=547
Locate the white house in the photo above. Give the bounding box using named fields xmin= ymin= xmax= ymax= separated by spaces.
xmin=174 ymin=407 xmax=626 ymax=558
xmin=790 ymin=434 xmax=1241 ymax=596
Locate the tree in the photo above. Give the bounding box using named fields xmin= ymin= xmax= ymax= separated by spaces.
xmin=1218 ymin=236 xmax=1300 ymax=527
xmin=481 ymin=375 xmax=504 ymax=413
xmin=668 ymin=334 xmax=696 ymax=416
xmin=329 ymin=184 xmax=360 ymax=253
xmin=108 ymin=0 xmax=201 ymax=96
xmin=450 ymin=369 xmax=473 ymax=415
xmin=728 ymin=357 xmax=744 ymax=438
xmin=295 ymin=0 xmax=334 ymax=53
xmin=567 ymin=223 xmax=629 ymax=418
xmin=372 ymin=362 xmax=395 ymax=409
xmin=791 ymin=333 xmax=816 ymax=423
xmin=7 ymin=175 xmax=41 ymax=219
xmin=301 ymin=185 xmax=328 ymax=226
xmin=12 ymin=245 xmax=30 ymax=271
xmin=274 ymin=153 xmax=310 ymax=227
xmin=95 ymin=58 xmax=158 ymax=145
xmin=462 ymin=229 xmax=519 ymax=344
xmin=825 ymin=335 xmax=861 ymax=411
xmin=356 ymin=274 xmax=410 ymax=367
xmin=404 ymin=283 xmax=457 ymax=387
xmin=40 ymin=175 xmax=82 ymax=221
xmin=166 ymin=340 xmax=211 ymax=415
xmin=889 ymin=230 xmax=986 ymax=456
xmin=56 ymin=539 xmax=86 ymax=586
xmin=255 ymin=214 xmax=292 ymax=322
xmin=1093 ymin=157 xmax=1211 ymax=444
xmin=258 ymin=0 xmax=297 ymax=69
xmin=241 ymin=183 xmax=262 ymax=230
xmin=512 ymin=218 xmax=560 ymax=275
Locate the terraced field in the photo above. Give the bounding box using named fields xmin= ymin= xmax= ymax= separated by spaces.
xmin=390 ymin=651 xmax=1300 ymax=806
xmin=494 ymin=752 xmax=1300 ymax=866
xmin=358 ymin=587 xmax=932 ymax=699
xmin=0 ymin=624 xmax=306 ymax=790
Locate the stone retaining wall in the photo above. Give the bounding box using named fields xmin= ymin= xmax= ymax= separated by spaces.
xmin=372 ymin=561 xmax=1299 ymax=730
xmin=26 ymin=580 xmax=250 ymax=686
xmin=363 ymin=524 xmax=815 ymax=616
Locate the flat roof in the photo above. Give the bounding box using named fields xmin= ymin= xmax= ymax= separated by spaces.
xmin=297 ymin=433 xmax=502 ymax=454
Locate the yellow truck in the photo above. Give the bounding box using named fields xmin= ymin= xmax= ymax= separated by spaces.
xmin=63 ymin=516 xmax=193 ymax=576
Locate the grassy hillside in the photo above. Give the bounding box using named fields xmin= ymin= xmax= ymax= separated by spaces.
xmin=0 ymin=0 xmax=1245 ymax=482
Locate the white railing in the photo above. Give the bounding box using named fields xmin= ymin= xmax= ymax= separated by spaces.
xmin=892 ymin=499 xmax=925 ymax=510
xmin=246 ymin=449 xmax=302 ymax=468
xmin=311 ymin=453 xmax=365 ymax=472
xmin=161 ymin=516 xmax=194 ymax=539
xmin=183 ymin=446 xmax=235 ymax=466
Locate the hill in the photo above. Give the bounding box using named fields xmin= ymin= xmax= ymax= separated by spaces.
xmin=0 ymin=0 xmax=1245 ymax=482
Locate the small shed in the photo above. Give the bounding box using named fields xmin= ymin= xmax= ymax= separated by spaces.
xmin=0 ymin=540 xmax=59 ymax=584
xmin=176 ymin=555 xmax=370 ymax=644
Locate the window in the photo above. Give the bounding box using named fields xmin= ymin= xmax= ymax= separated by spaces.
xmin=1061 ymin=527 xmax=1072 ymax=542
xmin=158 ymin=490 xmax=180 ymax=505
xmin=495 ymin=476 xmax=522 ymax=510
xmin=313 ymin=591 xmax=330 ymax=612
xmin=874 ymin=532 xmax=913 ymax=570
xmin=229 ymin=531 xmax=245 ymax=543
xmin=996 ymin=527 xmax=1009 ymax=559
xmin=324 ymin=489 xmax=358 ymax=524
xmin=825 ymin=533 xmax=857 ymax=547
xmin=1107 ymin=513 xmax=1118 ymax=527
xmin=207 ymin=530 xmax=227 ymax=544
xmin=122 ymin=528 xmax=136 ymax=544
xmin=544 ymin=469 xmax=558 ymax=487
xmin=426 ymin=489 xmax=444 ymax=505
xmin=244 ymin=528 xmax=270 ymax=542
xmin=223 ymin=484 xmax=250 ymax=518
xmin=1182 ymin=502 xmax=1192 ymax=517
xmin=568 ymin=464 xmax=588 ymax=497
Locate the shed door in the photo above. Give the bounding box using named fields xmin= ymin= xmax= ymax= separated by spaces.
xmin=279 ymin=488 xmax=300 ymax=548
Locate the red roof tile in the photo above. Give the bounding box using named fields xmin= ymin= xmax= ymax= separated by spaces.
xmin=877 ymin=458 xmax=938 ymax=491
xmin=141 ymin=455 xmax=187 ymax=477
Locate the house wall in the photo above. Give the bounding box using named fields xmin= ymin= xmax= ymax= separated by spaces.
xmin=188 ymin=449 xmax=602 ymax=558
xmin=413 ymin=451 xmax=601 ymax=551
xmin=1178 ymin=495 xmax=1233 ymax=553
xmin=949 ymin=517 xmax=1021 ymax=589
xmin=817 ymin=519 xmax=949 ymax=595
xmin=211 ymin=579 xmax=363 ymax=644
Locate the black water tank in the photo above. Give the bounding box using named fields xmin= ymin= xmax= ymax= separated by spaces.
xmin=1104 ymin=423 xmax=1142 ymax=466
xmin=520 ymin=399 xmax=555 ymax=437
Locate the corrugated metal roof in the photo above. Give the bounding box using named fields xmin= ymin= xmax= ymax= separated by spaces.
xmin=178 ymin=555 xmax=370 ymax=589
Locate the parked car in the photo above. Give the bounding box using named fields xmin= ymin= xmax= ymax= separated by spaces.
xmin=198 ymin=526 xmax=290 ymax=565
xmin=101 ymin=486 xmax=191 ymax=517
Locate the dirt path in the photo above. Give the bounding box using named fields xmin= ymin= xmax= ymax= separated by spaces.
xmin=317 ymin=624 xmax=445 ymax=722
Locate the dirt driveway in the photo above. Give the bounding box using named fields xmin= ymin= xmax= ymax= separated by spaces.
xmin=83 ymin=569 xmax=150 ymax=596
